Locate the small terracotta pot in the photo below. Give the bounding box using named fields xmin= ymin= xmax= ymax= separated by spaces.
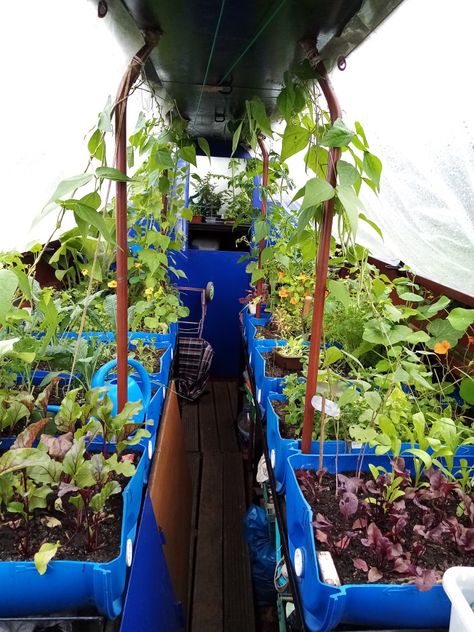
xmin=191 ymin=215 xmax=203 ymax=223
xmin=273 ymin=348 xmax=303 ymax=372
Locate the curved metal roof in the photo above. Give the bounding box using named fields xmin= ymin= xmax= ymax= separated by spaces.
xmin=119 ymin=0 xmax=404 ymax=140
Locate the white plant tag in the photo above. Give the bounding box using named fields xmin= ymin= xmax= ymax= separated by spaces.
xmin=317 ymin=551 xmax=341 ymax=586
xmin=311 ymin=395 xmax=340 ymax=418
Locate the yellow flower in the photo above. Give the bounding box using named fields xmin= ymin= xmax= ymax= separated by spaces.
xmin=298 ymin=274 xmax=309 ymax=282
xmin=107 ymin=280 xmax=117 ymax=288
xmin=434 ymin=340 xmax=451 ymax=354
xmin=81 ymin=269 xmax=89 ymax=277
xmin=144 ymin=287 xmax=154 ymax=298
xmin=134 ymin=262 xmax=142 ymax=269
xmin=290 ymin=296 xmax=298 ymax=305
xmin=278 ymin=288 xmax=289 ymax=299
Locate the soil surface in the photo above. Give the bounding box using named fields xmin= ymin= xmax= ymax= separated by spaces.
xmin=255 ymin=324 xmax=282 ymax=340
xmin=296 ymin=469 xmax=474 ymax=586
xmin=272 ymin=400 xmax=300 ymax=439
xmin=262 ymin=352 xmax=292 ymax=378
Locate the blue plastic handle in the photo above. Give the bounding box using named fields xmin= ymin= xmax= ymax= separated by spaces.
xmin=92 ymin=358 xmax=151 ymax=411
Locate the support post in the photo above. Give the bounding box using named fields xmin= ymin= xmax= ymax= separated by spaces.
xmin=256 ymin=136 xmax=269 ymax=319
xmin=114 ymin=35 xmax=159 ymax=412
xmin=301 ymin=62 xmax=342 ymax=454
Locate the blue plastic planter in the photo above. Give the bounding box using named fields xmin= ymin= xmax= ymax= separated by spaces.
xmin=253 ymin=341 xmax=287 ymax=410
xmin=0 ymin=443 xmax=147 ymax=619
xmin=242 ymin=310 xmax=270 ymax=343
xmin=285 ymin=452 xmax=474 ymax=632
xmin=266 ymin=394 xmax=345 ymax=493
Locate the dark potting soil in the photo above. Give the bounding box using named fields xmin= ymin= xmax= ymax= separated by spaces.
xmin=296 ymin=469 xmax=474 ymax=587
xmin=262 ymin=352 xmax=292 ymax=378
xmin=255 ymin=324 xmax=282 ymax=340
xmin=32 ymin=382 xmax=85 ymax=407
xmin=272 ymin=400 xmax=300 ymax=439
xmin=128 ymin=346 xmax=165 ymax=373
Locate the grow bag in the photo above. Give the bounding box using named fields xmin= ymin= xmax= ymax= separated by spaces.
xmin=0 ymin=443 xmax=147 ymax=619
xmin=285 ymin=452 xmax=474 ymax=632
xmin=267 ymin=394 xmax=345 ymax=493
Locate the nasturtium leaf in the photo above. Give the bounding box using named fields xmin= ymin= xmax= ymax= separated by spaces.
xmin=34 ymin=541 xmax=60 ymax=575
xmin=363 ymin=152 xmax=382 ymax=190
xmin=417 ymin=295 xmax=450 ymax=318
xmin=281 ymin=125 xmax=310 ymax=161
xmin=405 ymin=330 xmax=430 ymax=344
xmin=96 ymin=166 xmax=131 ymax=182
xmin=460 ymin=377 xmax=474 ymax=405
xmin=321 ymin=118 xmax=354 ymax=147
xmin=447 ymin=308 xmax=474 ymax=331
xmin=427 ymin=319 xmax=463 ymax=348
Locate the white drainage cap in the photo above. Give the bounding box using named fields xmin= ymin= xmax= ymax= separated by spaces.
xmin=294 ymin=548 xmax=304 ymax=578
xmin=126 ymin=538 xmax=133 ymax=567
xmin=148 ymin=440 xmax=153 ymax=460
xmin=270 ymin=449 xmax=276 ymax=469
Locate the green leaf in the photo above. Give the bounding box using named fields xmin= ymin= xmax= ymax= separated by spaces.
xmin=359 ymin=213 xmax=383 ymax=240
xmin=447 ymin=308 xmax=474 ymax=331
xmin=405 ymin=448 xmax=432 ymax=469
xmin=365 ymin=391 xmax=382 ymax=411
xmin=0 ymin=269 xmax=18 ymax=324
xmin=88 ymin=129 xmax=105 ymax=161
xmin=250 ymin=97 xmax=272 ymax=137
xmin=355 ymin=121 xmax=368 ymax=148
xmin=336 ymin=185 xmax=363 ymax=237
xmin=34 ymin=541 xmax=60 ymax=575
xmin=62 ymin=198 xmax=111 ymax=242
xmin=197 ymin=137 xmax=211 ymax=161
xmin=321 ymin=119 xmax=354 ymax=147
xmin=398 ymin=292 xmax=424 ymax=303
xmin=154 ymin=149 xmax=174 ymax=168
xmin=38 ymin=173 xmax=94 ymax=221
xmin=281 ymin=125 xmax=310 ymax=161
xmin=363 ymin=152 xmax=382 ymax=190
xmin=276 ymin=87 xmax=293 ymax=121
xmin=460 ymin=377 xmax=474 ymax=405
xmin=405 ymin=330 xmax=430 ymax=344
xmin=305 ymin=145 xmax=329 ymax=179
xmin=232 ymin=121 xmax=243 ymax=156
xmin=180 ymin=144 xmax=197 ymax=167
xmin=0 ymin=448 xmax=48 ymax=476
xmin=253 ymin=219 xmax=270 ymax=243
xmin=96 ymin=166 xmax=131 ymax=182
xmin=337 ymin=160 xmax=359 ymax=187
xmin=418 ymin=296 xmax=450 ymax=318
xmin=300 ymin=178 xmax=334 ymax=211
xmin=327 ymin=279 xmax=350 ymax=307
xmin=427 ymin=319 xmax=463 ymax=348
xmin=322 ymin=346 xmax=343 ymax=367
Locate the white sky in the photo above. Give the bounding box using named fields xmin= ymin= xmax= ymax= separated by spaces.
xmin=1 ymin=0 xmax=473 ymax=294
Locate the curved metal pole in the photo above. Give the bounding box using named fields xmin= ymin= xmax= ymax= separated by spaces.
xmin=256 ymin=136 xmax=269 ymax=319
xmin=301 ymin=62 xmax=342 ymax=454
xmin=114 ymin=34 xmax=159 ymax=412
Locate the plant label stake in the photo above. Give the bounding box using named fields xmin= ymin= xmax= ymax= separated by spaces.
xmin=256 ymin=136 xmax=269 ymax=318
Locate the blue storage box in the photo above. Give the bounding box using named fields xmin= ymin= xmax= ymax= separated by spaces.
xmin=0 ymin=443 xmax=147 ymax=619
xmin=285 ymin=452 xmax=474 ymax=631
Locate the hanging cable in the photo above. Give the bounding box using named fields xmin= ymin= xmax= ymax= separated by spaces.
xmin=191 ymin=0 xmax=227 ymax=132
xmin=217 ymin=0 xmax=286 ymax=86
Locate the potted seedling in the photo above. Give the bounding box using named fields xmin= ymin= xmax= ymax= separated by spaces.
xmin=189 ymin=173 xmax=222 ymax=223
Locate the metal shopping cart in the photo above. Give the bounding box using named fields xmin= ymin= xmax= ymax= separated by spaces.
xmin=174 ymin=282 xmax=215 ymax=400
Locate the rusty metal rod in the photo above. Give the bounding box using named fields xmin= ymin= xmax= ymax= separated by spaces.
xmin=114 ymin=35 xmax=158 ymax=412
xmin=301 ymin=62 xmax=342 ymax=454
xmin=256 ymin=136 xmax=269 ymax=319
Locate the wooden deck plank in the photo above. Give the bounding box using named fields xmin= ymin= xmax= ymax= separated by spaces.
xmin=191 ymin=453 xmax=223 ymax=632
xmin=213 ymin=381 xmax=239 ymax=453
xmin=198 ymin=388 xmax=219 ymax=452
xmin=182 ymin=402 xmax=200 ymax=452
xmin=226 ymin=380 xmax=238 ymax=419
xmin=186 ymin=452 xmax=201 ymax=631
xmin=223 ymin=453 xmax=256 ymax=632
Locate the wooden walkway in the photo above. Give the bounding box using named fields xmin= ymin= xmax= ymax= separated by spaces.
xmin=182 ymin=381 xmax=256 ymax=632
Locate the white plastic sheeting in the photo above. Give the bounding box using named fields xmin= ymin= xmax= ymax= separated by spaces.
xmin=0 ymin=0 xmax=146 ymax=252
xmin=329 ymin=0 xmax=474 ymax=295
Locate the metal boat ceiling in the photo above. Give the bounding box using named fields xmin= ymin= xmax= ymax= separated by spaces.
xmin=119 ymin=0 xmax=404 ymax=140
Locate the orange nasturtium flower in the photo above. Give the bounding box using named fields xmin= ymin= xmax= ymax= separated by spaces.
xmin=434 ymin=340 xmax=451 ymax=354
xmin=278 ymin=288 xmax=289 ymax=299
xmin=277 ymin=271 xmax=285 ymax=280
xmin=107 ymin=280 xmax=117 ymax=288
xmin=290 ymin=296 xmax=298 ymax=305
